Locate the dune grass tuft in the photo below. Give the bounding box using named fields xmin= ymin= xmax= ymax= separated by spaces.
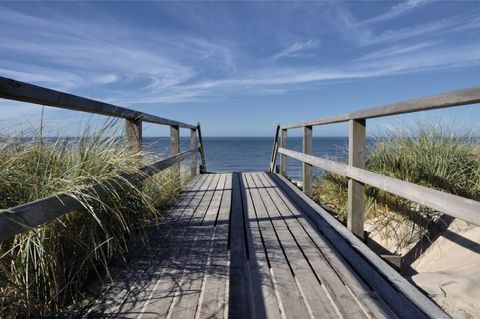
xmin=313 ymin=122 xmax=480 ymax=252
xmin=0 ymin=121 xmax=187 ymax=317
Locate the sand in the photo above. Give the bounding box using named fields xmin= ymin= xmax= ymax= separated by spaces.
xmin=411 ymin=219 xmax=480 ymax=318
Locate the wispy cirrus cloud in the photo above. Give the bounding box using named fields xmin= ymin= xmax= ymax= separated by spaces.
xmin=356 ymin=41 xmax=440 ymax=61
xmin=362 ymin=0 xmax=430 ymax=25
xmin=0 ymin=1 xmax=479 ymax=109
xmin=272 ymin=40 xmax=319 ymax=60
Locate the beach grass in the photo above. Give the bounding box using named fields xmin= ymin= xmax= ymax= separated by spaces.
xmin=0 ymin=120 xmax=187 ymax=317
xmin=313 ymin=122 xmax=480 ymax=251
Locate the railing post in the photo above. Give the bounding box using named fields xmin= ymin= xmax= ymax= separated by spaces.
xmin=270 ymin=125 xmax=280 ymax=172
xmin=190 ymin=128 xmax=197 ymax=177
xmin=125 ymin=119 xmax=142 ymax=155
xmin=303 ymin=125 xmax=312 ymax=196
xmin=280 ymin=128 xmax=287 ymax=177
xmin=197 ymin=122 xmax=207 ymax=173
xmin=170 ymin=125 xmax=180 ymax=181
xmin=348 ymin=119 xmax=366 ymax=239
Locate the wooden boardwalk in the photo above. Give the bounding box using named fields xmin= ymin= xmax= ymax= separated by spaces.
xmin=84 ymin=172 xmax=447 ymax=319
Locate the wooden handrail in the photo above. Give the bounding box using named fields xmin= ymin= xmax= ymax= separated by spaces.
xmin=0 ymin=76 xmax=196 ymax=129
xmin=0 ymin=148 xmax=200 ymax=241
xmin=0 ymin=77 xmax=207 ymax=171
xmin=0 ymin=76 xmax=208 ymax=240
xmin=273 ymin=86 xmax=480 ymax=237
xmin=281 ymin=86 xmax=480 ymax=129
xmin=277 ymin=142 xmax=480 ymax=227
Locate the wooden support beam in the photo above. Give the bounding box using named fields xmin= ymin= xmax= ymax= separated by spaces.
xmin=197 ymin=122 xmax=207 ymax=173
xmin=270 ymin=125 xmax=280 ymax=172
xmin=303 ymin=126 xmax=312 ymax=196
xmin=190 ymin=128 xmax=197 ymax=177
xmin=280 ymin=129 xmax=287 ymax=177
xmin=170 ymin=125 xmax=180 ymax=180
xmin=347 ymin=119 xmax=366 ymax=239
xmin=125 ymin=119 xmax=142 ymax=154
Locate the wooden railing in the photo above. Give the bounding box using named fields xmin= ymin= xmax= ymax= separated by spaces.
xmin=270 ymin=86 xmax=480 ymax=238
xmin=0 ymin=76 xmax=206 ymax=241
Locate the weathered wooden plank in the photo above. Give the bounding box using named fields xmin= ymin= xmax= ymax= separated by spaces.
xmin=196 ymin=174 xmax=232 ymax=319
xmin=347 ymin=119 xmax=365 ymax=238
xmin=137 ymin=174 xmax=222 ymax=318
xmin=250 ymin=173 xmax=340 ymax=318
xmin=0 ymin=76 xmax=196 ymax=129
xmin=239 ymin=173 xmax=282 ymax=319
xmin=168 ymin=174 xmax=227 ymax=319
xmin=228 ymin=173 xmax=254 ymax=319
xmin=270 ymin=173 xmax=449 ymax=319
xmin=277 ymin=147 xmax=480 ymax=227
xmin=103 ymin=175 xmax=213 ymax=316
xmin=244 ymin=173 xmax=310 ymax=319
xmin=281 ymin=85 xmax=480 ymax=129
xmin=258 ymin=173 xmax=393 ymax=318
xmin=85 ymin=174 xmax=210 ymax=316
xmin=0 ymin=148 xmax=199 ymax=241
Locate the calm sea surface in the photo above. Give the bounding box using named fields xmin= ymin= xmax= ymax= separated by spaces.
xmin=143 ymin=137 xmax=350 ymax=181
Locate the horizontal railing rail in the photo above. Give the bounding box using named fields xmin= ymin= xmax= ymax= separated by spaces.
xmin=0 ymin=76 xmax=207 ymax=240
xmin=281 ymin=86 xmax=480 ymax=129
xmin=0 ymin=76 xmax=196 ymax=129
xmin=271 ymin=86 xmax=480 ymax=238
xmin=278 ymin=147 xmax=480 ymax=226
xmin=0 ymin=148 xmax=199 ymax=241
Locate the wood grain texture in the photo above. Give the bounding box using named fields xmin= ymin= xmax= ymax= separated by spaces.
xmin=84 ymin=172 xmax=449 ymax=319
xmin=277 ymin=147 xmax=480 ymax=227
xmin=302 ymin=126 xmax=312 ymax=197
xmin=84 ymin=174 xmax=211 ymax=317
xmin=281 ymin=85 xmax=480 ymax=129
xmin=197 ymin=122 xmax=207 ymax=173
xmin=0 ymin=76 xmax=196 ymax=129
xmin=190 ymin=128 xmax=197 ymax=177
xmin=228 ymin=173 xmax=254 ymax=319
xmin=258 ymin=172 xmax=394 ymax=319
xmin=271 ymin=172 xmax=450 ymax=319
xmin=126 ymin=119 xmax=142 ymax=153
xmin=347 ymin=119 xmax=365 ymax=238
xmin=269 ymin=125 xmax=280 ymax=172
xmin=280 ymin=129 xmax=287 ymax=177
xmin=170 ymin=125 xmax=180 ymax=180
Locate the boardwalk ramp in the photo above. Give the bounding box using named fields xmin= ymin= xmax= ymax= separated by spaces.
xmin=83 ymin=172 xmax=448 ymax=319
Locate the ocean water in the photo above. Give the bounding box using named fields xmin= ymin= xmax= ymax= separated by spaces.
xmin=143 ymin=137 xmax=350 ymax=181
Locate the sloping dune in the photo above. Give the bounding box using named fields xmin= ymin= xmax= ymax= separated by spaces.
xmin=411 ymin=220 xmax=480 ymax=318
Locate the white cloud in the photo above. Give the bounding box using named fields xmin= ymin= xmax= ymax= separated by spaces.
xmin=272 ymin=40 xmax=319 ymax=60
xmin=356 ymin=41 xmax=439 ymax=61
xmin=0 ymin=2 xmax=479 ymax=110
xmin=363 ymin=0 xmax=430 ymax=25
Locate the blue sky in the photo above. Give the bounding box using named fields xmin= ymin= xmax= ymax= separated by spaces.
xmin=0 ymin=1 xmax=479 ymax=136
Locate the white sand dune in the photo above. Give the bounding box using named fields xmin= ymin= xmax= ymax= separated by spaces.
xmin=411 ymin=220 xmax=480 ymax=318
